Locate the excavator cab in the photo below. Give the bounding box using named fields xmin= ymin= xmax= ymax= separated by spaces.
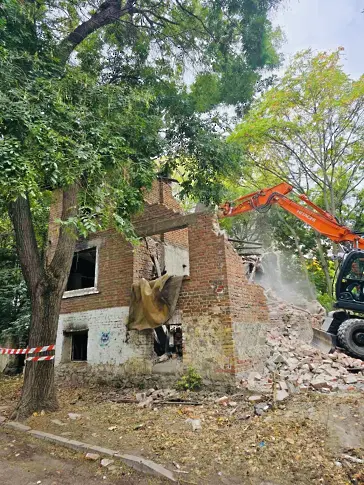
xmin=315 ymin=250 xmax=364 ymax=358
xmin=335 ymin=250 xmax=364 ymax=311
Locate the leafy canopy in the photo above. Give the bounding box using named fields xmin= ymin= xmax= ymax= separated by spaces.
xmin=231 ymin=48 xmax=364 ymax=217
xmin=0 ymin=0 xmax=283 ymax=239
xmin=229 ymin=48 xmax=364 ymax=298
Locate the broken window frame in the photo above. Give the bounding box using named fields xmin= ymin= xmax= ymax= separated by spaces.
xmin=63 ymin=243 xmax=100 ymax=299
xmin=71 ymin=331 xmax=88 ymax=362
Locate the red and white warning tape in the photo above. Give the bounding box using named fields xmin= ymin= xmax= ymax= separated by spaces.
xmin=25 ymin=355 xmax=55 ymax=362
xmin=0 ymin=345 xmax=55 ymax=355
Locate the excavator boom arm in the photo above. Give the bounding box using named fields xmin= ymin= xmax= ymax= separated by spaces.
xmin=220 ymin=183 xmax=364 ymax=250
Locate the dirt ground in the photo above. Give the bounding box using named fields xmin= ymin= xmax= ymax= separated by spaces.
xmin=1 ymin=377 xmax=363 ymax=485
xmin=0 ymin=429 xmax=166 ymax=485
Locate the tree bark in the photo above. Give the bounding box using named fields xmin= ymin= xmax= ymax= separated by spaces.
xmin=58 ymin=1 xmax=132 ymax=62
xmin=9 ymin=184 xmax=79 ymax=419
xmin=12 ymin=283 xmax=63 ymax=419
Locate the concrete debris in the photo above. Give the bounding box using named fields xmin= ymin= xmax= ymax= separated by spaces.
xmin=68 ymin=413 xmax=81 ymax=420
xmin=137 ymin=396 xmax=154 ymax=409
xmin=136 ymin=392 xmax=146 ymax=402
xmin=101 ymin=458 xmax=115 ymax=467
xmin=85 ymin=453 xmax=100 ymax=461
xmin=157 ymin=354 xmax=169 ymax=363
xmin=248 ymin=395 xmax=263 ymax=403
xmin=279 ymin=381 xmax=288 ymax=391
xmin=51 ymin=419 xmax=66 ymax=426
xmin=136 ymin=388 xmax=182 ymax=408
xmin=311 ymin=378 xmax=330 ymax=390
xmin=248 ymin=372 xmax=262 ymax=381
xmin=271 ymin=353 xmax=288 ymax=365
xmin=242 ymin=324 xmax=364 ymax=399
xmin=275 ymin=389 xmax=289 ymax=402
xmin=186 ymin=418 xmax=202 ymax=432
xmin=265 ymin=289 xmax=326 ymax=342
xmin=343 ymin=375 xmax=357 ymax=384
xmin=254 ymin=403 xmax=270 ymax=416
xmin=341 ymin=454 xmax=364 ymax=464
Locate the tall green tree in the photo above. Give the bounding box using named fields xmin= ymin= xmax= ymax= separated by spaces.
xmin=0 ymin=0 xmax=282 ymax=417
xmin=231 ymin=48 xmax=364 ymax=294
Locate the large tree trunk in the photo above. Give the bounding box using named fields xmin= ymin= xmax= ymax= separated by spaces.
xmin=9 ymin=185 xmax=78 ymax=419
xmin=13 ymin=282 xmax=64 ymax=419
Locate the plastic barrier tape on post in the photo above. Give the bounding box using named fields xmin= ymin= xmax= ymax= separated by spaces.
xmin=25 ymin=356 xmax=55 ymax=362
xmin=0 ymin=345 xmax=55 ymax=355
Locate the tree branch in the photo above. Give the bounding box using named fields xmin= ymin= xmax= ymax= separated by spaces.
xmin=58 ymin=0 xmax=133 ymax=62
xmin=8 ymin=196 xmax=44 ymax=291
xmin=174 ymin=0 xmax=214 ymax=38
xmin=49 ymin=184 xmax=79 ymax=283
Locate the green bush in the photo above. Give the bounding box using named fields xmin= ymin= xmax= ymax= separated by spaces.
xmin=317 ymin=292 xmax=334 ymax=312
xmin=176 ymin=366 xmax=202 ymax=391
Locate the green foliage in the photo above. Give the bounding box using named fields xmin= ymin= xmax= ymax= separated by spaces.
xmin=306 ymin=260 xmax=335 ymax=295
xmin=230 ymin=48 xmax=364 ymax=294
xmin=231 ymin=48 xmax=364 ymax=217
xmin=176 ymin=366 xmax=202 ymax=391
xmin=317 ymin=292 xmax=334 ymax=312
xmin=0 ymin=0 xmax=283 ymax=244
xmin=0 ymin=247 xmax=30 ymax=345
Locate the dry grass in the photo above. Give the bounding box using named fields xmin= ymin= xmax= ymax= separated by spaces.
xmin=1 ymin=377 xmax=363 ymax=484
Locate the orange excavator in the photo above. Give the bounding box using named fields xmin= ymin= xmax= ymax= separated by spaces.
xmin=220 ymin=182 xmax=364 ymax=359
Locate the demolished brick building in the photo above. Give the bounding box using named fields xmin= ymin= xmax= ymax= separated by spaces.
xmin=53 ymin=179 xmax=270 ymax=384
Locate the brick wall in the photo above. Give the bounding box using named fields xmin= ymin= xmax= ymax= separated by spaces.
xmin=135 ymin=179 xmax=189 ymax=249
xmin=224 ymin=238 xmax=270 ymax=377
xmin=60 ymin=180 xmax=188 ymax=315
xmin=178 ymin=212 xmax=269 ymax=380
xmin=178 ymin=213 xmax=235 ymax=380
xmin=54 ymin=178 xmax=269 ymax=382
xmin=224 ymin=242 xmax=268 ymax=323
xmin=60 ymin=230 xmax=134 ymax=314
xmin=133 ymin=237 xmax=164 ymax=281
xmin=56 ymin=179 xmax=189 ymax=381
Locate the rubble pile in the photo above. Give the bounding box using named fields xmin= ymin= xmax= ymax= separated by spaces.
xmin=242 ymin=330 xmax=364 ymax=397
xmin=135 ymin=388 xmax=192 ymax=408
xmin=265 ymin=288 xmax=326 ymax=341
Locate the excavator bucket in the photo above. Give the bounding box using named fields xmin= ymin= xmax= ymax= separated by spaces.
xmin=311 ymin=328 xmax=337 ymax=354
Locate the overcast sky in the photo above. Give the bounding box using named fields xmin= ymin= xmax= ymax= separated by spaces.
xmin=271 ymin=0 xmax=364 ymax=79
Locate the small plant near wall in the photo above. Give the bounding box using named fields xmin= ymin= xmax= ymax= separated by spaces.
xmin=176 ymin=366 xmax=202 ymax=391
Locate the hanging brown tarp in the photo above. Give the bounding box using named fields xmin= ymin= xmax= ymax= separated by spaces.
xmin=128 ymin=274 xmax=184 ymax=331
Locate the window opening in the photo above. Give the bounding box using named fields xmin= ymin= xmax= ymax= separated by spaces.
xmin=154 ymin=325 xmax=182 ymax=359
xmin=66 ymin=248 xmax=97 ymax=291
xmin=71 ymin=331 xmax=88 ymax=361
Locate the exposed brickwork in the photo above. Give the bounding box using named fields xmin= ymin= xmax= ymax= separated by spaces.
xmin=224 ymin=242 xmax=268 ymax=324
xmin=61 ymin=230 xmax=134 ymax=314
xmin=178 ymin=213 xmax=269 ymax=379
xmin=54 ymin=178 xmax=269 ymax=381
xmin=178 ymin=214 xmax=233 ymax=379
xmin=60 ymin=180 xmax=187 ymax=314
xmin=133 ymin=237 xmax=164 ymax=281
xmin=136 ymin=180 xmax=189 ymax=249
